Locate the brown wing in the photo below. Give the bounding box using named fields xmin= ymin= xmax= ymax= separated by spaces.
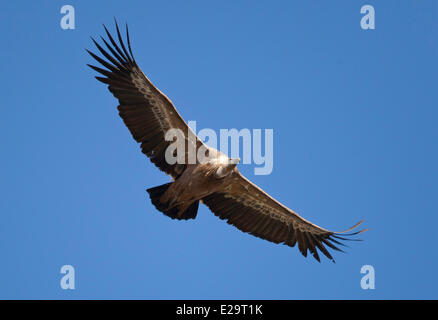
xmin=87 ymin=21 xmax=204 ymax=179
xmin=203 ymin=171 xmax=367 ymax=262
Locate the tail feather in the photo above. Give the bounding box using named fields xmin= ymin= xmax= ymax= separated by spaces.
xmin=146 ymin=183 xmax=199 ymax=220
xmin=147 ymin=183 xmax=172 ymax=213
xmin=183 ymin=200 xmax=199 ymax=220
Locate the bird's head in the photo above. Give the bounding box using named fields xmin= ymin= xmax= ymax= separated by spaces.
xmin=214 ymin=156 xmax=240 ymax=178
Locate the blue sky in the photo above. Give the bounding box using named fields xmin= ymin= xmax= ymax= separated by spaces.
xmin=1 ymin=1 xmax=437 ymax=299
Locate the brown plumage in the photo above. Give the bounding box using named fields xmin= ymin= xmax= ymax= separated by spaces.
xmin=87 ymin=21 xmax=368 ymax=262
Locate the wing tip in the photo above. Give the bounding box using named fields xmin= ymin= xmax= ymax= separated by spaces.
xmin=333 ymin=219 xmax=368 ymax=235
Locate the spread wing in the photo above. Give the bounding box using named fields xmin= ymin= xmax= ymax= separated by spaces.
xmin=87 ymin=21 xmax=204 ymax=179
xmin=203 ymin=171 xmax=367 ymax=262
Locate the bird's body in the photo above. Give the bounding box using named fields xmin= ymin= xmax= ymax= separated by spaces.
xmin=87 ymin=21 xmax=367 ymax=262
xmin=148 ymin=148 xmax=240 ymax=219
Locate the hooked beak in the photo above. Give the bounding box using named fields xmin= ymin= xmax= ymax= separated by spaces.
xmin=215 ymin=158 xmax=240 ymax=178
xmin=229 ymin=158 xmax=240 ymax=166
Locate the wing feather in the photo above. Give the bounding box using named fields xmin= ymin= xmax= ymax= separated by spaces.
xmin=203 ymin=171 xmax=367 ymax=262
xmin=87 ymin=21 xmax=205 ymax=179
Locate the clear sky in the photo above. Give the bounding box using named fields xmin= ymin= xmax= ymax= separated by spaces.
xmin=1 ymin=1 xmax=437 ymax=299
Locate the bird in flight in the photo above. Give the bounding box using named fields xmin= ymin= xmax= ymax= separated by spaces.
xmin=87 ymin=21 xmax=367 ymax=262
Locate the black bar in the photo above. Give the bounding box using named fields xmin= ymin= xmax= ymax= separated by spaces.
xmin=1 ymin=300 xmax=437 ymax=317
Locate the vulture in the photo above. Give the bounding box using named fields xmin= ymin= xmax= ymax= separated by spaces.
xmin=87 ymin=21 xmax=367 ymax=262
